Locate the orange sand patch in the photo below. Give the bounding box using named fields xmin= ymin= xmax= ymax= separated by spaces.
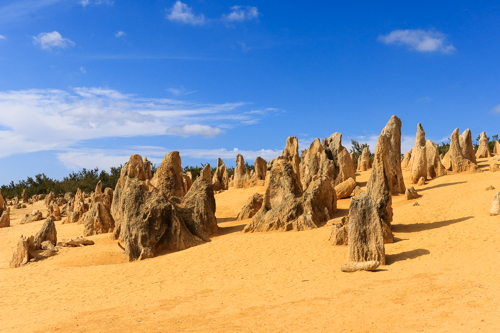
xmin=1 ymin=159 xmax=500 ymax=332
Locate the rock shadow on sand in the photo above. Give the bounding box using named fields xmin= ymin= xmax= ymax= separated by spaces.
xmin=392 ymin=216 xmax=473 ymax=233
xmin=417 ymin=181 xmax=467 ymax=192
xmin=386 ymin=248 xmax=430 ymax=264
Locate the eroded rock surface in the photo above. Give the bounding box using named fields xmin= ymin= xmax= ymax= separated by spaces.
xmin=236 ymin=194 xmax=264 ymax=220
xmin=476 ymin=131 xmax=492 ymax=159
xmin=382 ymin=115 xmax=405 ymax=194
xmin=442 ymin=129 xmax=480 ymax=173
xmin=409 ymin=123 xmax=427 ymax=184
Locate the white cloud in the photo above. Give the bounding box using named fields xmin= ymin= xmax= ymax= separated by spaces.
xmin=80 ymin=0 xmax=114 ymax=7
xmin=33 ymin=31 xmax=75 ymax=50
xmin=167 ymin=87 xmax=197 ymax=96
xmin=56 ymin=146 xmax=281 ymax=171
xmin=166 ymin=1 xmax=205 ymax=25
xmin=0 ymin=35 xmax=5 ymax=40
xmin=115 ymin=31 xmax=126 ymax=38
xmin=0 ymin=87 xmax=273 ymax=159
xmin=79 ymin=67 xmax=87 ymax=74
xmin=492 ymin=104 xmax=500 ymax=113
xmin=223 ymin=5 xmax=259 ymax=22
xmin=378 ymin=29 xmax=455 ymax=54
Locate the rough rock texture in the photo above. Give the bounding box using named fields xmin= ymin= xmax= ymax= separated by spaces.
xmin=476 ymin=131 xmax=492 ymax=159
xmin=490 ymin=163 xmax=499 ymax=173
xmin=83 ymin=202 xmax=115 ymax=236
xmin=233 ymin=154 xmax=247 ymax=189
xmin=494 ymin=141 xmax=500 ymax=155
xmin=10 ymin=236 xmax=30 ymax=268
xmin=490 ymin=192 xmax=500 ymax=216
xmin=201 ymin=163 xmax=212 ymax=182
xmin=426 ymin=140 xmax=446 ymax=179
xmin=281 ymin=136 xmax=301 ymax=183
xmin=365 ymin=134 xmax=394 ymax=243
xmin=151 ymin=152 xmax=185 ymax=198
xmin=112 ymin=154 xmax=218 ymax=261
xmin=409 ymin=123 xmax=427 ymax=184
xmin=417 ymin=177 xmax=426 ymax=186
xmin=49 ymin=203 xmax=62 ymax=220
xmin=0 ymin=189 xmax=4 ymax=215
xmin=357 ymin=147 xmax=370 ymax=171
xmin=351 ymin=186 xmax=363 ymax=197
xmin=300 ymin=139 xmax=324 ymax=189
xmin=486 ymin=185 xmax=496 ymax=191
xmin=328 ymin=216 xmax=349 ymax=246
xmin=0 ymin=211 xmax=10 ymax=228
xmin=341 ymin=261 xmax=380 ymax=272
xmin=212 ymin=158 xmax=229 ymax=191
xmin=323 ymin=133 xmax=357 ymax=186
xmin=442 ymin=129 xmax=480 ymax=173
xmin=33 ymin=218 xmax=57 ymax=250
xmin=401 ymin=150 xmax=412 ymax=169
xmin=334 ymin=177 xmax=357 ymax=199
xmin=405 ymin=186 xmax=419 ymax=200
xmin=20 ymin=210 xmax=43 ymax=224
xmin=350 ymin=152 xmax=356 ymax=168
xmin=345 ymin=193 xmax=386 ymax=265
xmin=254 ymin=157 xmax=267 ymax=181
xmin=22 ymin=189 xmax=28 ymax=203
xmin=382 ymin=115 xmax=406 ymax=194
xmin=183 ymin=173 xmax=193 ymax=193
xmin=459 ymin=129 xmax=477 ymax=164
xmin=243 ymin=159 xmax=336 ymax=233
xmin=236 ymin=194 xmax=264 ymax=220
xmin=45 ymin=192 xmax=54 ymax=206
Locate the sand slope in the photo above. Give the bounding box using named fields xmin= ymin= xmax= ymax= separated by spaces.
xmin=1 ymin=158 xmax=500 ymax=332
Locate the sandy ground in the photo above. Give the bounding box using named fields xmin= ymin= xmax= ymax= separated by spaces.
xmin=1 ymin=157 xmax=500 ymax=332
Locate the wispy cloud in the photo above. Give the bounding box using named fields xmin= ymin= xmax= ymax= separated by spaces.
xmin=56 ymin=146 xmax=281 ymax=171
xmin=79 ymin=67 xmax=87 ymax=74
xmin=0 ymin=35 xmax=5 ymax=40
xmin=166 ymin=1 xmax=205 ymax=25
xmin=378 ymin=29 xmax=455 ymax=54
xmin=167 ymin=87 xmax=197 ymax=96
xmin=0 ymin=0 xmax=66 ymax=23
xmin=33 ymin=31 xmax=74 ymax=50
xmin=492 ymin=104 xmax=500 ymax=113
xmin=115 ymin=31 xmax=126 ymax=38
xmin=0 ymin=87 xmax=276 ymax=159
xmin=223 ymin=5 xmax=259 ymax=22
xmin=80 ymin=0 xmax=114 ymax=7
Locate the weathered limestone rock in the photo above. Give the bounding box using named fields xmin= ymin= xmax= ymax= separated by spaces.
xmin=212 ymin=158 xmax=229 ymax=191
xmin=143 ymin=157 xmax=153 ymax=180
xmin=45 ymin=192 xmax=54 ymax=206
xmin=254 ymin=157 xmax=267 ymax=181
xmin=0 ymin=189 xmax=5 ymax=215
xmin=201 ymin=163 xmax=211 ymax=181
xmin=476 ymin=131 xmax=492 ymax=159
xmin=459 ymin=129 xmax=477 ymax=164
xmin=494 ymin=141 xmax=500 ymax=155
xmin=95 ymin=180 xmax=103 ymax=195
xmin=22 ymin=189 xmax=28 ymax=203
xmin=486 ymin=185 xmax=496 ymax=191
xmin=243 ymin=159 xmax=336 ymax=233
xmin=334 ymin=177 xmax=357 ymax=199
xmin=409 ymin=123 xmax=427 ymax=184
xmin=300 ymin=138 xmax=324 ymax=189
xmin=10 ymin=236 xmax=30 ymax=268
xmin=58 ymin=237 xmax=95 ymax=247
xmin=0 ymin=211 xmax=10 ymax=228
xmin=323 ymin=133 xmax=357 ymax=186
xmin=328 ymin=216 xmax=349 ymax=246
xmin=49 ymin=203 xmax=62 ymax=221
xmin=382 ymin=115 xmax=406 ymax=194
xmin=405 ymin=186 xmax=419 ymax=200
xmin=490 ymin=162 xmax=499 ymax=173
xmin=350 ymin=152 xmax=356 ymax=168
xmin=150 ymin=152 xmax=185 ymax=198
xmin=83 ymin=202 xmax=115 ymax=236
xmin=112 ymin=154 xmax=217 ymax=261
xmin=233 ymin=154 xmax=247 ymax=189
xmin=357 ymin=147 xmax=370 ymax=171
xmin=345 ymin=193 xmax=386 ymax=265
xmin=401 ymin=150 xmax=412 ymax=169
xmin=56 ymin=197 xmax=67 ymax=206
xmin=426 ymin=140 xmax=446 ymax=179
xmin=183 ymin=172 xmax=193 ymax=193
xmin=236 ymin=194 xmax=264 ymax=220
xmin=417 ymin=177 xmax=426 ymax=186
xmin=33 ymin=218 xmax=57 ymax=250
xmin=281 ymin=136 xmax=301 ymax=183
xmin=341 ymin=261 xmax=380 ymax=272
xmin=20 ymin=210 xmax=43 ymax=224
xmin=442 ymin=129 xmax=480 ymax=173
xmin=351 ymin=186 xmax=363 ymax=197
xmin=490 ymin=192 xmax=500 ymax=216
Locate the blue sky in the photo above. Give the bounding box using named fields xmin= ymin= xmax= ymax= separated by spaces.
xmin=0 ymin=0 xmax=499 ymax=185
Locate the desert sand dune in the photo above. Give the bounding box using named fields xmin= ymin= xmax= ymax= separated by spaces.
xmin=1 ymin=158 xmax=500 ymax=332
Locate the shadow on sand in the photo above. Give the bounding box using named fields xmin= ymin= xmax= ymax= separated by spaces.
xmin=417 ymin=181 xmax=467 ymax=192
xmin=392 ymin=216 xmax=473 ymax=233
xmin=386 ymin=248 xmax=430 ymax=264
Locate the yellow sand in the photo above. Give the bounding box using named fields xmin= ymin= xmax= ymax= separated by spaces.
xmin=1 ymin=157 xmax=500 ymax=332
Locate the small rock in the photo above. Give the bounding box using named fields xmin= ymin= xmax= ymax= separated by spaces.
xmin=486 ymin=185 xmax=496 ymax=191
xmin=341 ymin=261 xmax=380 ymax=272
